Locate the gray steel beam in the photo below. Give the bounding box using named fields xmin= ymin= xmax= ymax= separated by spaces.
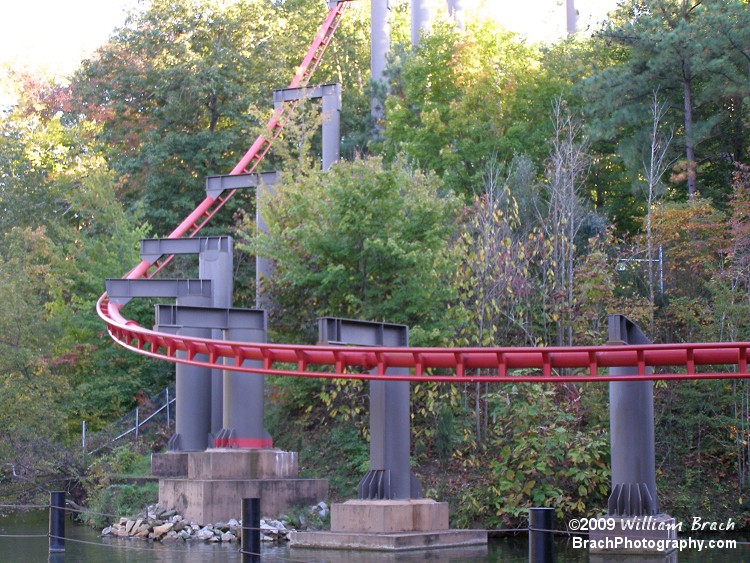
xmin=411 ymin=0 xmax=431 ymax=46
xmin=137 ymin=235 xmax=233 ymax=310
xmin=371 ymin=0 xmax=391 ymax=124
xmin=447 ymin=0 xmax=464 ymax=30
xmin=139 ymin=236 xmax=232 ymax=266
xmin=318 ymin=316 xmax=408 ymax=347
xmin=272 ymin=83 xmax=341 ymax=108
xmin=205 ymin=171 xmax=280 ymax=200
xmin=155 ymin=305 xmax=266 ymax=333
xmin=155 ymin=305 xmax=271 ymax=449
xmin=273 ymin=84 xmax=341 ymax=171
xmin=607 ymin=315 xmax=659 ymax=516
xmin=156 ymin=320 xmax=213 ymax=452
xmin=105 ymin=278 xmax=213 ymax=306
xmin=318 ymin=317 xmax=420 ymax=500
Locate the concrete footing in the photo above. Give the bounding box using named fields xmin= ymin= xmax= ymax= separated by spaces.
xmin=156 ymin=449 xmax=328 ymax=524
xmin=332 ymin=499 xmax=449 ymax=533
xmin=151 ymin=451 xmax=189 ymax=477
xmin=290 ymin=499 xmax=487 ymax=551
xmin=291 ymin=544 xmax=489 ymax=561
xmin=187 ymin=448 xmax=298 ymax=479
xmin=290 ymin=529 xmax=488 ymax=551
xmin=159 ymin=477 xmax=328 ymax=524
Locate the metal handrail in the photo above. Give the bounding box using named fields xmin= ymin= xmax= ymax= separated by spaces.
xmin=85 ymin=388 xmax=175 ymax=455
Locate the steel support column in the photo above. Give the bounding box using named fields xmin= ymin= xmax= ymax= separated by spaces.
xmin=371 ymin=0 xmax=390 ymax=123
xmin=318 ymin=317 xmax=421 ymax=499
xmin=140 ymin=236 xmax=233 ymax=437
xmin=254 ymin=174 xmax=280 ymax=309
xmin=220 ymin=318 xmax=272 ymax=449
xmin=200 ymin=238 xmax=233 ymax=436
xmin=566 ymin=0 xmax=577 ymax=35
xmin=203 ymin=172 xmax=281 ymax=310
xmin=607 ymin=314 xmax=659 ymax=516
xmin=273 ymin=84 xmax=341 ymax=171
xmin=156 ymin=305 xmax=272 ymax=449
xmin=321 ymin=85 xmax=341 ymax=169
xmin=411 ymin=0 xmax=430 ymax=46
xmin=447 ymin=0 xmax=464 ymax=30
xmin=165 ymin=322 xmax=213 ymax=452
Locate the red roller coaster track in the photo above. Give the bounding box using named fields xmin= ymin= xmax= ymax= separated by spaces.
xmin=97 ymin=1 xmax=750 ymax=384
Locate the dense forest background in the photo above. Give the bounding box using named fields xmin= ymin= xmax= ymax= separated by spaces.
xmin=2 ymin=0 xmax=750 ymax=528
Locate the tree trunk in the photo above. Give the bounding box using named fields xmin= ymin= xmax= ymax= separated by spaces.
xmin=682 ymin=59 xmax=698 ymax=199
xmin=208 ymin=92 xmax=219 ymax=133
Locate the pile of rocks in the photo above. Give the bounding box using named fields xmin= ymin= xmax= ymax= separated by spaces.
xmin=101 ymin=503 xmax=328 ymax=543
xmin=102 ymin=513 xmax=241 ymax=542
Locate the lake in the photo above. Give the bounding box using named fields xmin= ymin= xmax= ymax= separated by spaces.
xmin=1 ymin=510 xmax=748 ymax=562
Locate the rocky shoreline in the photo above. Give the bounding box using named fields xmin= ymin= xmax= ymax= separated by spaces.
xmin=101 ymin=502 xmax=329 ymax=543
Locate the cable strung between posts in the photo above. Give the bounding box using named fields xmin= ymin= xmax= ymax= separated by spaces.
xmin=0 ymin=504 xmax=49 ymax=510
xmin=48 ymin=534 xmax=180 ymax=552
xmin=59 ymin=504 xmax=129 ymax=521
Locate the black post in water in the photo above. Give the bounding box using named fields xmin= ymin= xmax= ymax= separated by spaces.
xmin=241 ymin=497 xmax=261 ymax=563
xmin=529 ymin=507 xmax=554 ymax=563
xmin=49 ymin=491 xmax=65 ymax=553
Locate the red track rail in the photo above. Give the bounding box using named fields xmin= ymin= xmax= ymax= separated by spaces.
xmin=97 ymin=1 xmax=750 ymax=384
xmin=121 ymin=1 xmax=352 ymax=281
xmin=97 ymin=315 xmax=750 ymax=382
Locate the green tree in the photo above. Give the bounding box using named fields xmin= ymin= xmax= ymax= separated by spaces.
xmin=714 ymin=164 xmax=750 ymax=342
xmin=583 ymin=0 xmax=750 ymax=202
xmin=71 ymin=0 xmax=285 ymax=234
xmin=453 ymin=156 xmax=549 ymax=442
xmin=650 ymin=198 xmax=725 ymax=342
xmin=382 ymin=17 xmax=548 ymax=197
xmin=0 ymin=227 xmax=60 ymax=382
xmin=454 ymin=385 xmax=610 ymax=528
xmin=0 ymin=71 xmax=81 ymax=235
xmin=539 ymin=98 xmax=592 ymax=346
xmin=238 ymin=156 xmax=460 ymax=345
xmin=47 ymin=163 xmax=167 ymax=429
xmin=0 ymin=70 xmax=166 ymax=433
xmin=0 ymin=226 xmax=74 ymax=502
